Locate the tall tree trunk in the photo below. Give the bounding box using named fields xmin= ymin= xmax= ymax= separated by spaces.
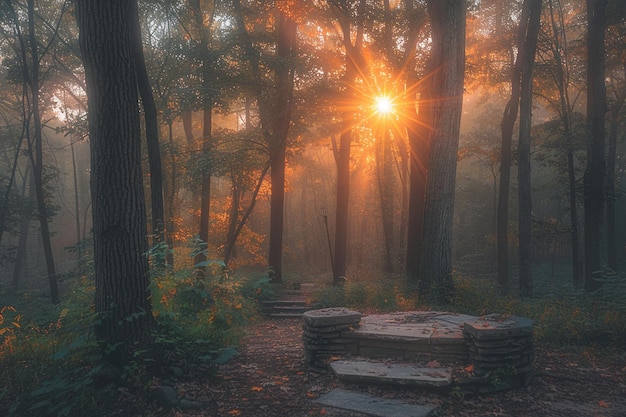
xmin=418 ymin=0 xmax=466 ymax=301
xmin=497 ymin=0 xmax=534 ymax=292
xmin=517 ymin=0 xmax=542 ymax=297
xmin=331 ymin=0 xmax=367 ymax=285
xmin=76 ymin=0 xmax=153 ymax=361
xmin=27 ymin=0 xmax=59 ymax=304
xmin=333 ymin=125 xmax=351 ymax=284
xmin=267 ymin=11 xmax=296 ymax=283
xmin=130 ymin=0 xmax=165 ymax=248
xmin=583 ymin=0 xmax=607 ymax=292
xmin=190 ymin=0 xmax=215 ymax=273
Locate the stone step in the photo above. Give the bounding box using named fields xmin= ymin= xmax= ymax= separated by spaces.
xmin=269 ymin=312 xmax=307 ymax=318
xmin=262 ymin=299 xmax=309 ymax=308
xmin=273 ymin=305 xmax=309 ymax=313
xmin=330 ymin=359 xmax=452 ymax=389
xmin=315 ymin=388 xmax=438 ymax=417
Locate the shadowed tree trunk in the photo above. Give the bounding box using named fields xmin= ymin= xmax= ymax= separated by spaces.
xmin=517 ymin=0 xmax=542 ymax=297
xmin=583 ymin=0 xmax=607 ymax=292
xmin=76 ymin=0 xmax=153 ymax=361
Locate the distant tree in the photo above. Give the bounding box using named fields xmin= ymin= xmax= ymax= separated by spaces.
xmin=76 ymin=0 xmax=153 ymax=360
xmin=535 ymin=0 xmax=586 ymax=285
xmin=497 ymin=0 xmax=539 ymax=293
xmin=417 ymin=0 xmax=466 ymax=300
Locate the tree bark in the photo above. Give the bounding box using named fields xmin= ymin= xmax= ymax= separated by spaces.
xmin=583 ymin=0 xmax=607 ymax=292
xmin=518 ymin=0 xmax=542 ymax=297
xmin=76 ymin=0 xmax=153 ymax=360
xmin=418 ymin=0 xmax=466 ymax=300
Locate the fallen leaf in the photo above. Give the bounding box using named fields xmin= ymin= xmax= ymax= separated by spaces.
xmin=251 ymin=386 xmax=263 ymax=392
xmin=598 ymin=400 xmax=609 ymax=408
xmin=228 ymin=410 xmax=241 ymax=416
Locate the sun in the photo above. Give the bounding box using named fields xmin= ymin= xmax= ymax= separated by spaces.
xmin=374 ymin=95 xmax=394 ymax=116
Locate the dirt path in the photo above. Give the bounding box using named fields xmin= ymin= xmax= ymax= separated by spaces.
xmin=165 ymin=317 xmax=626 ymax=417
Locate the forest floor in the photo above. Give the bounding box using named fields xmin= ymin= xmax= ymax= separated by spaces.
xmin=134 ymin=317 xmax=626 ymax=417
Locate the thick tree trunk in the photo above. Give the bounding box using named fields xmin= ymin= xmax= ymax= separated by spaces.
xmin=418 ymin=0 xmax=466 ymax=300
xmin=583 ymin=0 xmax=607 ymax=292
xmin=76 ymin=0 xmax=153 ymax=360
xmin=517 ymin=0 xmax=542 ymax=297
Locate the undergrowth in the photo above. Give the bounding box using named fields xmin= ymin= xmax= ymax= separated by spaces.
xmin=309 ymin=268 xmax=626 ymax=350
xmin=0 ymin=243 xmax=271 ymax=417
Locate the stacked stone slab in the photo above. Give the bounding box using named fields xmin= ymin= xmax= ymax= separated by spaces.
xmin=302 ymin=308 xmax=361 ymax=366
xmin=462 ymin=314 xmax=534 ymax=392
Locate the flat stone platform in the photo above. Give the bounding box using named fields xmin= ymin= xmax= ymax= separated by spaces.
xmin=350 ymin=312 xmax=473 ymax=362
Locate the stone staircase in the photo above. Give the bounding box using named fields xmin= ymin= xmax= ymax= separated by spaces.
xmin=262 ymin=283 xmax=315 ymax=318
xmin=304 ymin=308 xmax=535 ymax=416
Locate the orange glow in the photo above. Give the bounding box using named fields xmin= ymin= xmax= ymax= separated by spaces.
xmin=374 ymin=95 xmax=394 ymax=115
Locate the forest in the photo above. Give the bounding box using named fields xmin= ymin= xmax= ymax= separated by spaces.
xmin=1 ymin=0 xmax=626 ymax=416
